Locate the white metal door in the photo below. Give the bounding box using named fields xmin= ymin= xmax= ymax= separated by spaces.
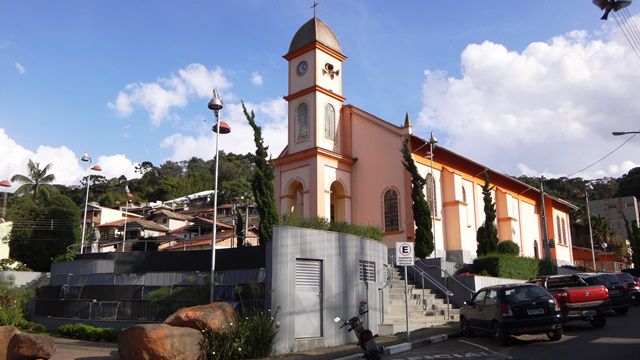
xmin=295 ymin=259 xmax=322 ymax=338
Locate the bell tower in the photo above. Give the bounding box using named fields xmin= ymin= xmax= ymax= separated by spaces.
xmin=283 ymin=17 xmax=347 ymax=155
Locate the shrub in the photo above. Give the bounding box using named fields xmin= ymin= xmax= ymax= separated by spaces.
xmin=281 ymin=213 xmax=383 ymax=241
xmin=0 ymin=258 xmax=32 ymax=271
xmin=538 ymin=259 xmax=555 ymax=276
xmin=52 ymin=252 xmax=75 ymax=263
xmin=57 ymin=323 xmax=119 ymax=342
xmin=496 ymin=240 xmax=520 ymax=255
xmin=0 ymin=278 xmax=34 ymax=326
xmin=202 ymin=309 xmax=278 ymax=360
xmin=473 ymin=254 xmax=540 ymax=280
xmin=17 ymin=319 xmax=46 ymax=333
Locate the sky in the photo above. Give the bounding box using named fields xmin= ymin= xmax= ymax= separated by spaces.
xmin=1 ymin=0 xmax=639 ymax=191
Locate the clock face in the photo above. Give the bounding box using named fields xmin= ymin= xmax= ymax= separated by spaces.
xmin=296 ymin=61 xmax=308 ymax=76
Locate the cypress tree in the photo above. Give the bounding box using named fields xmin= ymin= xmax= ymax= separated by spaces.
xmin=477 ymin=170 xmax=499 ymax=256
xmin=243 ymin=102 xmax=279 ymax=245
xmin=401 ymin=140 xmax=434 ymax=258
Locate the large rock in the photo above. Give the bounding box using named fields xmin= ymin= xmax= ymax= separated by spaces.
xmin=165 ymin=302 xmax=237 ymax=331
xmin=0 ymin=326 xmax=17 ymax=360
xmin=6 ymin=332 xmax=55 ymax=360
xmin=118 ymin=323 xmax=204 ymax=360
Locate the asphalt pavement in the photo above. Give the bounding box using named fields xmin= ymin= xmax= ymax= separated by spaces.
xmin=384 ymin=306 xmax=640 ymax=360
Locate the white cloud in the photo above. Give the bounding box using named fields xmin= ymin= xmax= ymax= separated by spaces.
xmin=251 ymin=72 xmax=264 ymax=86
xmin=418 ymin=20 xmax=640 ymax=180
xmin=0 ymin=128 xmax=139 ymax=191
xmin=108 ymin=64 xmax=232 ymax=125
xmin=15 ymin=63 xmax=25 ymax=74
xmin=161 ymin=98 xmax=287 ymax=161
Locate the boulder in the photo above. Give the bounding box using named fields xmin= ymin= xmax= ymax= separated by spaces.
xmin=165 ymin=302 xmax=237 ymax=331
xmin=6 ymin=332 xmax=55 ymax=360
xmin=0 ymin=326 xmax=17 ymax=360
xmin=118 ymin=323 xmax=204 ymax=360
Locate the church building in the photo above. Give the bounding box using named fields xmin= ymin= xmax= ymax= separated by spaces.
xmin=273 ymin=17 xmax=577 ymax=266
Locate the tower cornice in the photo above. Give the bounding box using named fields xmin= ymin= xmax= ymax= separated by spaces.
xmin=284 ymin=85 xmax=346 ymax=103
xmin=283 ymin=41 xmax=347 ymax=62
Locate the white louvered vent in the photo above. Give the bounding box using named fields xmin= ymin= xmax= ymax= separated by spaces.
xmin=296 ymin=260 xmax=321 ymax=287
xmin=359 ymin=260 xmax=376 ymax=282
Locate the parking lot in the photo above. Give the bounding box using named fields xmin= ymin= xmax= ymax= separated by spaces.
xmin=386 ymin=306 xmax=640 ymax=360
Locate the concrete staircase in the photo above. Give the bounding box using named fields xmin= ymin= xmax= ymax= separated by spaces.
xmin=379 ymin=266 xmax=459 ymax=334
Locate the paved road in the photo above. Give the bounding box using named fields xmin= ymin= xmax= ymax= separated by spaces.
xmin=386 ymin=306 xmax=640 ymax=360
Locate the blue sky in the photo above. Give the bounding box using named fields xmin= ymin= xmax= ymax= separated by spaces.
xmin=1 ymin=1 xmax=639 ymax=188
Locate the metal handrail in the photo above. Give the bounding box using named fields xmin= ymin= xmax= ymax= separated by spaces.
xmin=416 ymin=262 xmax=475 ymax=297
xmin=411 ymin=266 xmax=453 ymax=296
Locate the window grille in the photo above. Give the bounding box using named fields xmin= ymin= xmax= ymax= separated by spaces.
xmin=359 ymin=260 xmax=376 ymax=282
xmin=296 ymin=103 xmax=309 ymax=141
xmin=324 ymin=104 xmax=335 ymax=140
xmin=383 ymin=189 xmax=399 ymax=232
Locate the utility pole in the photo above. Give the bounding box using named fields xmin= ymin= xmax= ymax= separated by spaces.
xmin=539 ymin=177 xmax=552 ymax=261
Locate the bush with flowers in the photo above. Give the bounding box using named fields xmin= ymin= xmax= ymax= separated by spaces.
xmin=202 ymin=307 xmax=279 ymax=360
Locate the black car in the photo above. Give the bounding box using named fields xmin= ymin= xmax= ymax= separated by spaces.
xmin=577 ymin=273 xmax=632 ymax=314
xmin=459 ymin=283 xmax=562 ymax=345
xmin=615 ymin=272 xmax=640 ymax=305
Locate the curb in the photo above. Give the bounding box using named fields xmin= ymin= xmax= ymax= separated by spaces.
xmin=333 ymin=331 xmax=460 ymax=360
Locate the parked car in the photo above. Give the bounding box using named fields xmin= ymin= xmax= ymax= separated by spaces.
xmin=528 ymin=274 xmax=609 ymax=328
xmin=460 ymin=284 xmax=562 ymax=345
xmin=577 ymin=273 xmax=632 ymax=315
xmin=615 ymin=272 xmax=640 ymax=305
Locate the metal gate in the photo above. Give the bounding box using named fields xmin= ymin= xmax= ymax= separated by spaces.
xmin=294 ymin=259 xmax=322 ymax=338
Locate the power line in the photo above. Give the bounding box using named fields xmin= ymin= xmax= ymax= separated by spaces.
xmin=565 ymin=132 xmax=638 ymax=178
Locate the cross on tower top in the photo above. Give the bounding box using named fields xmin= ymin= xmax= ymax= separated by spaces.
xmin=311 ymin=0 xmax=319 ymax=18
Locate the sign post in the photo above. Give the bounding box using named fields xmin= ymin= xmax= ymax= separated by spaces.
xmin=396 ymin=242 xmax=415 ymax=340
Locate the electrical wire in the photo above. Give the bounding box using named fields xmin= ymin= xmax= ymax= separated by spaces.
xmin=565 ymin=132 xmax=638 ymax=178
xmin=613 ymin=11 xmax=640 ymax=63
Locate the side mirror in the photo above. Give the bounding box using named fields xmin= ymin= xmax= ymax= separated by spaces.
xmin=334 ymin=317 xmax=341 ymax=323
xmin=464 ymin=300 xmax=473 ymax=306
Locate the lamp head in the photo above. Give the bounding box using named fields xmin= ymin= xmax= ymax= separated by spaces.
xmin=0 ymin=180 xmax=11 ymax=188
xmin=81 ymin=152 xmax=91 ymax=162
xmin=91 ymin=165 xmax=102 ymax=172
xmin=208 ymin=89 xmax=223 ymax=112
xmin=429 ymin=132 xmax=438 ymax=145
xmin=212 ymin=121 xmax=231 ymax=134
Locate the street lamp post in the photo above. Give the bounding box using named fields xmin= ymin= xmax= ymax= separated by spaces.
xmin=0 ymin=180 xmax=11 ymax=219
xmin=80 ymin=153 xmax=102 ymax=254
xmin=602 ymin=242 xmax=608 ymax=272
xmin=427 ymin=132 xmax=438 ymax=258
xmin=612 ymin=130 xmax=640 ymax=136
xmin=208 ymin=89 xmax=231 ymax=303
xmin=584 ymin=184 xmax=597 ymax=271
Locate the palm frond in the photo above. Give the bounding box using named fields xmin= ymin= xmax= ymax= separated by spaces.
xmin=10 ymin=174 xmax=33 ymax=184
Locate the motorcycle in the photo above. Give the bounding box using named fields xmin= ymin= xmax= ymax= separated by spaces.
xmin=334 ymin=310 xmax=384 ymax=360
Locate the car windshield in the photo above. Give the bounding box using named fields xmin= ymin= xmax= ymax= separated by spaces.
xmin=503 ymin=286 xmax=549 ymax=303
xmin=583 ymin=274 xmax=621 ymax=286
xmin=615 ymin=273 xmax=635 ymax=283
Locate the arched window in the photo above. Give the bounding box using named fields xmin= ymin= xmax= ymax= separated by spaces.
xmin=556 ymin=215 xmax=562 ymax=244
xmin=426 ymin=173 xmax=437 ymax=217
xmin=324 ymin=103 xmax=335 ymax=140
xmin=296 ymin=103 xmax=309 ymax=141
xmin=383 ymin=189 xmax=399 ymax=232
xmin=534 ymin=240 xmax=540 ymax=260
xmin=461 ymin=186 xmax=467 ymax=203
xmin=561 ymin=218 xmax=567 ymax=245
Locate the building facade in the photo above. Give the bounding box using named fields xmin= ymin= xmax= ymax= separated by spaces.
xmin=589 ymin=196 xmax=639 ymax=242
xmin=273 ymin=17 xmax=577 ymax=265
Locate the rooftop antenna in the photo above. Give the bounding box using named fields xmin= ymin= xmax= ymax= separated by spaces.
xmin=311 ymin=0 xmax=319 ymax=18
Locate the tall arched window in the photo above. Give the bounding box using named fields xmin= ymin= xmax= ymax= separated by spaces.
xmin=556 ymin=215 xmax=562 ymax=244
xmin=461 ymin=186 xmax=467 ymax=203
xmin=383 ymin=189 xmax=399 ymax=232
xmin=561 ymin=218 xmax=567 ymax=245
xmin=426 ymin=174 xmax=437 ymax=217
xmin=324 ymin=103 xmax=335 ymax=140
xmin=534 ymin=240 xmax=540 ymax=260
xmin=296 ymin=103 xmax=309 ymax=141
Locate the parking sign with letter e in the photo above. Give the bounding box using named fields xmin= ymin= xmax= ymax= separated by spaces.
xmin=395 ymin=242 xmax=414 ymax=266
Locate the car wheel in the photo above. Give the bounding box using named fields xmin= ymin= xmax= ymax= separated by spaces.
xmin=614 ymin=307 xmax=629 ymax=315
xmin=460 ymin=317 xmax=474 ymax=337
xmin=546 ymin=328 xmax=562 ymax=341
xmin=492 ymin=322 xmax=508 ymax=346
xmin=590 ymin=315 xmax=606 ymax=328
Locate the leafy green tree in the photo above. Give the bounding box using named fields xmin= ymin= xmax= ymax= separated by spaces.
xmin=401 ymin=140 xmax=434 ymax=258
xmin=243 ymin=102 xmax=278 ymax=245
xmin=8 ymin=194 xmax=80 ymax=271
xmin=11 ymin=159 xmax=56 ymax=201
xmin=235 ymin=210 xmax=245 ymax=247
xmin=219 ymin=179 xmax=252 ymax=204
xmin=618 ymin=167 xmax=640 ymax=199
xmin=477 ymin=170 xmax=499 ymax=256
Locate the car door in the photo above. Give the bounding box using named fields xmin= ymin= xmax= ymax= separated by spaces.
xmin=465 ymin=290 xmax=487 ymax=329
xmin=479 ymin=289 xmax=499 ymax=329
